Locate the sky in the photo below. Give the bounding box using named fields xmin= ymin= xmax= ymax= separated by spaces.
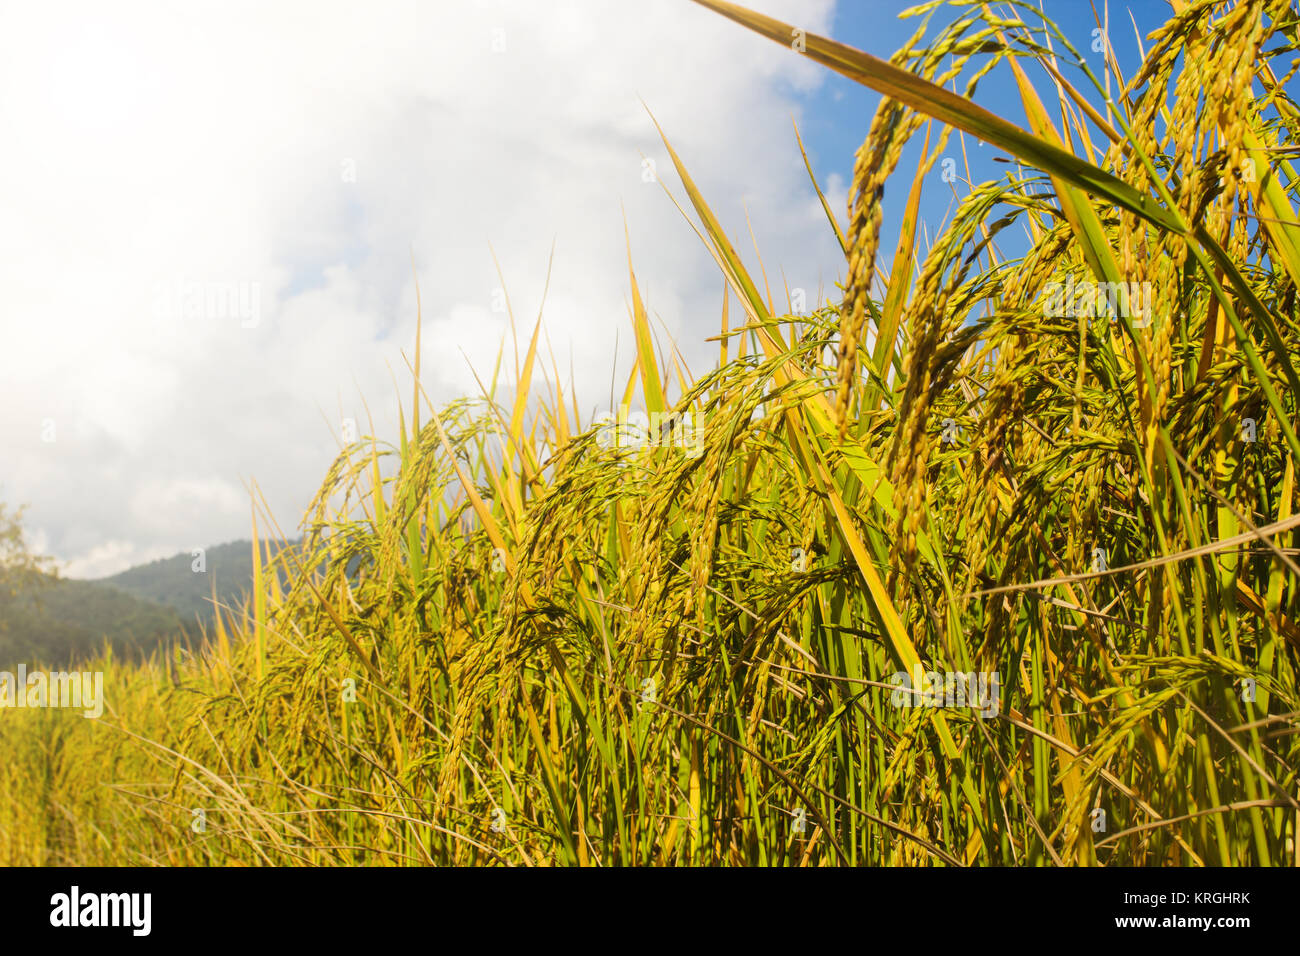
xmin=0 ymin=0 xmax=1178 ymax=578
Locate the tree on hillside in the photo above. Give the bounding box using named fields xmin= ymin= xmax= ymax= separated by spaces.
xmin=0 ymin=504 xmax=56 ymax=628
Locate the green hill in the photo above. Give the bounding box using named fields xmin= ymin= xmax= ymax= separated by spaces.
xmin=94 ymin=539 xmax=297 ymax=633
xmin=0 ymin=570 xmax=194 ymax=668
xmin=0 ymin=539 xmax=300 ymax=668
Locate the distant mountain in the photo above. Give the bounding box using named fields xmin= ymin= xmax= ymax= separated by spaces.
xmin=95 ymin=539 xmax=298 ymax=633
xmin=0 ymin=570 xmax=193 ymax=668
xmin=0 ymin=538 xmax=334 ymax=668
xmin=0 ymin=539 xmax=302 ymax=669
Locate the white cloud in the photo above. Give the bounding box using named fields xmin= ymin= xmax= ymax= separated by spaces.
xmin=0 ymin=0 xmax=843 ymax=577
xmin=60 ymin=540 xmax=173 ymax=580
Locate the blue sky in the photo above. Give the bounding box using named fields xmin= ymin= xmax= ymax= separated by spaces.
xmin=795 ymin=0 xmax=1180 ymax=265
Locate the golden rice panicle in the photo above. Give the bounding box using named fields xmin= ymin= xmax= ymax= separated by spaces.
xmin=1219 ymin=0 xmax=1268 ymax=196
xmin=886 ymin=260 xmax=943 ymax=589
xmin=835 ymin=28 xmax=980 ymax=439
xmin=838 ymin=97 xmax=915 ymax=436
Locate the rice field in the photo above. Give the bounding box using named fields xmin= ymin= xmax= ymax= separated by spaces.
xmin=2 ymin=0 xmax=1299 ymax=866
